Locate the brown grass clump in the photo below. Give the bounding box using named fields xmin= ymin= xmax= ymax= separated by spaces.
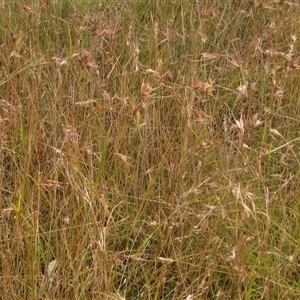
xmin=1 ymin=1 xmax=300 ymax=299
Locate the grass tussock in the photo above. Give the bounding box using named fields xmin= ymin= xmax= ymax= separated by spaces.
xmin=1 ymin=0 xmax=300 ymax=299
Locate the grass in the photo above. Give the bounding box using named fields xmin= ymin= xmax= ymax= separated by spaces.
xmin=1 ymin=0 xmax=300 ymax=299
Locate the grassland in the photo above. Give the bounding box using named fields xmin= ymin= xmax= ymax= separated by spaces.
xmin=1 ymin=0 xmax=300 ymax=299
